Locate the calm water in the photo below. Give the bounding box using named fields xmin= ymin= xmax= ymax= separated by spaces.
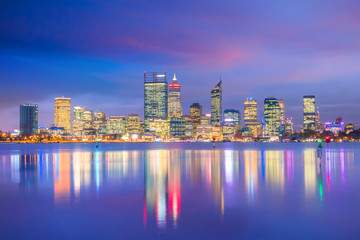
xmin=0 ymin=142 xmax=359 ymax=239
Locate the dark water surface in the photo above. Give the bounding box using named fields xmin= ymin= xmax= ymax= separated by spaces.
xmin=0 ymin=142 xmax=359 ymax=239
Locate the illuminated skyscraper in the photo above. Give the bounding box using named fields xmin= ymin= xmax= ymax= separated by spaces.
xmin=211 ymin=80 xmax=222 ymax=126
xmin=285 ymin=117 xmax=294 ymax=135
xmin=107 ymin=115 xmax=126 ymax=134
xmin=170 ymin=117 xmax=186 ymax=138
xmin=277 ymin=99 xmax=285 ymax=124
xmin=144 ymin=72 xmax=168 ymax=132
xmin=244 ymin=98 xmax=258 ymax=136
xmin=168 ymin=74 xmax=182 ymax=118
xmin=72 ymin=106 xmax=85 ymax=136
xmin=20 ymin=104 xmax=38 ymax=135
xmin=223 ymin=109 xmax=240 ymax=127
xmin=126 ymin=114 xmax=141 ymax=134
xmin=54 ymin=97 xmax=71 ymax=134
xmin=190 ymin=103 xmax=202 ymax=135
xmin=72 ymin=107 xmax=94 ymax=135
xmin=264 ymin=97 xmax=281 ymax=138
xmin=82 ymin=109 xmax=94 ymax=135
xmin=93 ymin=111 xmax=106 ymax=134
xmin=303 ymin=95 xmax=316 ymax=131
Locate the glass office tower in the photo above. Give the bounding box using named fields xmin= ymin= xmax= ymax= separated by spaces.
xmin=303 ymin=95 xmax=316 ymax=131
xmin=20 ymin=104 xmax=38 ymax=135
xmin=211 ymin=80 xmax=222 ymax=126
xmin=264 ymin=97 xmax=281 ymax=138
xmin=144 ymin=72 xmax=168 ymax=132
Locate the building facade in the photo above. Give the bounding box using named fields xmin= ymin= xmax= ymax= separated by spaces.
xmin=303 ymin=95 xmax=316 ymax=131
xmin=170 ymin=117 xmax=186 ymax=138
xmin=20 ymin=104 xmax=38 ymax=135
xmin=126 ymin=114 xmax=141 ymax=134
xmin=94 ymin=111 xmax=106 ymax=134
xmin=168 ymin=74 xmax=182 ymax=118
xmin=223 ymin=109 xmax=240 ymax=127
xmin=244 ymin=98 xmax=258 ymax=136
xmin=107 ymin=115 xmax=126 ymax=135
xmin=211 ymin=81 xmax=222 ymax=126
xmin=264 ymin=97 xmax=281 ymax=138
xmin=54 ymin=97 xmax=71 ymax=135
xmin=144 ymin=72 xmax=168 ymax=132
xmin=190 ymin=103 xmax=202 ymax=136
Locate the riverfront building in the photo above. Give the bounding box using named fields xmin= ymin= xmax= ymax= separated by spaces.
xmin=303 ymin=95 xmax=316 ymax=131
xmin=54 ymin=97 xmax=71 ymax=135
xmin=144 ymin=72 xmax=168 ymax=132
xmin=264 ymin=97 xmax=281 ymax=139
xmin=211 ymin=81 xmax=222 ymax=126
xmin=168 ymin=74 xmax=182 ymax=118
xmin=20 ymin=104 xmax=38 ymax=135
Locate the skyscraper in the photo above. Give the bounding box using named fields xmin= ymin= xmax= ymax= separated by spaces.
xmin=285 ymin=117 xmax=294 ymax=135
xmin=20 ymin=104 xmax=38 ymax=135
xmin=94 ymin=111 xmax=106 ymax=134
xmin=168 ymin=74 xmax=182 ymax=118
xmin=127 ymin=114 xmax=141 ymax=134
xmin=303 ymin=95 xmax=316 ymax=131
xmin=144 ymin=72 xmax=168 ymax=131
xmin=190 ymin=103 xmax=202 ymax=135
xmin=54 ymin=97 xmax=71 ymax=135
xmin=72 ymin=106 xmax=85 ymax=136
xmin=223 ymin=109 xmax=240 ymax=126
xmin=277 ymin=99 xmax=285 ymax=124
xmin=264 ymin=97 xmax=281 ymax=138
xmin=211 ymin=80 xmax=222 ymax=126
xmin=244 ymin=98 xmax=258 ymax=136
xmin=107 ymin=115 xmax=126 ymax=134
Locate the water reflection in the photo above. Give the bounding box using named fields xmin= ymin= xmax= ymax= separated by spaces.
xmin=0 ymin=146 xmax=356 ymax=230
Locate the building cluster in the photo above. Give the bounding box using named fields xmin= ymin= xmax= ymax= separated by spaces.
xmin=14 ymin=72 xmax=357 ymax=142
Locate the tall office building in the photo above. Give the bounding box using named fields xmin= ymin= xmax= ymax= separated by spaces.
xmin=82 ymin=109 xmax=94 ymax=135
xmin=277 ymin=99 xmax=285 ymax=124
xmin=72 ymin=106 xmax=85 ymax=136
xmin=303 ymin=95 xmax=316 ymax=131
xmin=285 ymin=117 xmax=294 ymax=135
xmin=127 ymin=114 xmax=141 ymax=134
xmin=107 ymin=115 xmax=126 ymax=134
xmin=190 ymin=103 xmax=202 ymax=135
xmin=244 ymin=98 xmax=258 ymax=136
xmin=144 ymin=72 xmax=168 ymax=131
xmin=168 ymin=74 xmax=182 ymax=118
xmin=264 ymin=97 xmax=281 ymax=138
xmin=94 ymin=111 xmax=106 ymax=134
xmin=211 ymin=80 xmax=222 ymax=126
xmin=223 ymin=109 xmax=240 ymax=126
xmin=20 ymin=104 xmax=38 ymax=135
xmin=54 ymin=97 xmax=71 ymax=135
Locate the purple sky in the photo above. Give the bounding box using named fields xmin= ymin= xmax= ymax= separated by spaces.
xmin=1 ymin=0 xmax=360 ymax=131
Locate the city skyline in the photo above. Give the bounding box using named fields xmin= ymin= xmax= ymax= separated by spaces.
xmin=2 ymin=1 xmax=360 ymax=131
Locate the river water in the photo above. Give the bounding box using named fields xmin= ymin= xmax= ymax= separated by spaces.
xmin=0 ymin=142 xmax=359 ymax=239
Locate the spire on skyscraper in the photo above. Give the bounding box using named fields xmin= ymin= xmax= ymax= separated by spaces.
xmin=173 ymin=73 xmax=177 ymax=83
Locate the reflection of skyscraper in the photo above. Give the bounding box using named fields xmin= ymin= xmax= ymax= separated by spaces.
xmin=144 ymin=72 xmax=168 ymax=132
xmin=244 ymin=151 xmax=258 ymax=201
xmin=20 ymin=104 xmax=38 ymax=135
xmin=54 ymin=152 xmax=71 ymax=205
xmin=54 ymin=97 xmax=71 ymax=135
xmin=303 ymin=95 xmax=316 ymax=131
xmin=144 ymin=150 xmax=182 ymax=229
xmin=264 ymin=98 xmax=281 ymax=138
xmin=265 ymin=151 xmax=284 ymax=191
xmin=304 ymin=150 xmax=316 ymax=199
xmin=211 ymin=81 xmax=222 ymax=126
xmin=168 ymin=74 xmax=182 ymax=118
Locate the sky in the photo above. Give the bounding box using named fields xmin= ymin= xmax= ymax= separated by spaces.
xmin=1 ymin=0 xmax=360 ymax=131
